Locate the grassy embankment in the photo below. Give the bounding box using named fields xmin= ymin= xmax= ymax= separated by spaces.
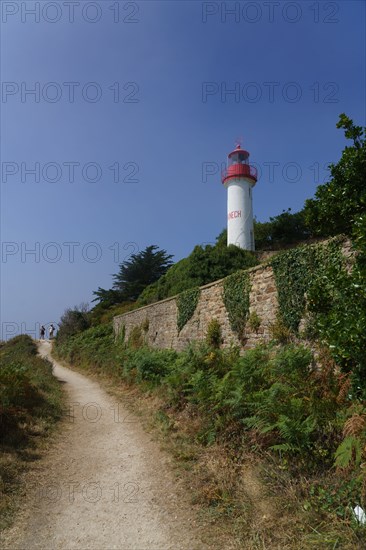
xmin=54 ymin=323 xmax=366 ymax=549
xmin=0 ymin=336 xmax=64 ymax=529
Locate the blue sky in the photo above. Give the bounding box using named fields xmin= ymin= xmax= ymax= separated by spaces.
xmin=1 ymin=0 xmax=365 ymax=339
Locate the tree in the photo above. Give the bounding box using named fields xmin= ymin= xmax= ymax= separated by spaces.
xmin=138 ymin=236 xmax=257 ymax=306
xmin=187 ymin=242 xmax=257 ymax=284
xmin=254 ymin=210 xmax=311 ymax=250
xmin=304 ymin=114 xmax=366 ymax=237
xmin=112 ymin=245 xmax=174 ymax=301
xmin=57 ymin=303 xmax=90 ymax=342
xmin=270 ymin=209 xmax=311 ymax=247
xmin=92 ymin=287 xmax=124 ymax=307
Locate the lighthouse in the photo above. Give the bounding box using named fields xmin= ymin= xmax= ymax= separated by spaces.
xmin=221 ymin=143 xmax=258 ymax=251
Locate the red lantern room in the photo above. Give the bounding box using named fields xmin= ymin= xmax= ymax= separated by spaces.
xmin=221 ymin=144 xmax=258 ymax=185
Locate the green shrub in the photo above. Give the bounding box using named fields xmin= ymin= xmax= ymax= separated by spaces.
xmin=54 ymin=323 xmax=117 ymax=373
xmin=54 ymin=316 xmax=362 ymax=478
xmin=122 ymin=348 xmax=177 ymax=385
xmin=206 ymin=319 xmax=222 ymax=348
xmin=138 ymin=237 xmax=257 ymax=306
xmin=269 ymin=316 xmax=292 ymax=344
xmin=247 ymin=310 xmax=261 ymax=333
xmin=0 ymin=362 xmax=35 ymax=410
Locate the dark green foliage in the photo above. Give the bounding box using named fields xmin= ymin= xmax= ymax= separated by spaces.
xmin=254 ymin=209 xmax=311 ymax=250
xmin=307 ymin=249 xmax=366 ymax=393
xmin=121 ymin=348 xmax=178 ymax=385
xmin=222 ymin=270 xmax=251 ymax=340
xmin=57 ymin=303 xmax=91 ymax=343
xmin=89 ymin=301 xmax=136 ymax=327
xmin=247 ymin=310 xmax=261 ymax=333
xmin=186 ymin=243 xmax=255 ymax=286
xmin=112 ymin=245 xmax=173 ymax=301
xmin=304 ymin=114 xmax=366 ymax=237
xmin=91 ymin=287 xmax=124 ymax=307
xmin=269 ymin=316 xmax=292 ymax=344
xmin=176 ymin=287 xmax=200 ymax=332
xmin=54 ymin=323 xmax=117 ymax=374
xmin=271 ymin=236 xmax=366 ymax=393
xmin=54 ymin=324 xmax=176 ymax=387
xmin=206 ymin=319 xmax=222 ymax=348
xmin=271 ymin=238 xmax=345 ymax=333
xmin=137 ymin=257 xmax=195 ymax=305
xmin=215 ymin=345 xmax=347 ymax=466
xmin=138 ymin=238 xmax=257 ymax=306
xmin=271 ymin=245 xmax=313 ymax=333
xmin=162 ymin=343 xmax=240 ymax=418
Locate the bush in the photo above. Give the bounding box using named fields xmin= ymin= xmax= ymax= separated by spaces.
xmin=122 ymin=348 xmax=178 ymax=385
xmin=54 ymin=319 xmax=362 ymax=476
xmin=0 ymin=335 xmax=63 ymax=442
xmin=57 ymin=304 xmax=90 ymax=343
xmin=247 ymin=310 xmax=261 ymax=333
xmin=138 ymin=237 xmax=257 ymax=306
xmin=206 ymin=319 xmax=222 ymax=348
xmin=54 ymin=323 xmax=117 ymax=373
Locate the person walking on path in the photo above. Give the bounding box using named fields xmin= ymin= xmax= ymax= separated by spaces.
xmin=49 ymin=324 xmax=55 ymax=339
xmin=40 ymin=325 xmax=45 ymax=340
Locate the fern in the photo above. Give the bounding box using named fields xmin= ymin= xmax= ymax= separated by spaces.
xmin=343 ymin=414 xmax=366 ymax=438
xmin=270 ymin=443 xmax=299 ymax=454
xmin=334 ymin=436 xmax=363 ymax=469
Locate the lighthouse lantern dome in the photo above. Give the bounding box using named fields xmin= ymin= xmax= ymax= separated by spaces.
xmin=228 ymin=144 xmax=250 ymax=165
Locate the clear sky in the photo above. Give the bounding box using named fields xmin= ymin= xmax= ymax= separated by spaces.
xmin=1 ymin=0 xmax=365 ymax=339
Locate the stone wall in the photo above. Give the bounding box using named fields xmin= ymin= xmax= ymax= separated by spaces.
xmin=114 ymin=238 xmax=353 ymax=352
xmin=113 ymin=261 xmax=279 ymax=352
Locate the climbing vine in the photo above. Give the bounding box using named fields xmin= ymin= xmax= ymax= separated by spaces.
xmin=176 ymin=287 xmax=200 ymax=332
xmin=118 ymin=323 xmax=126 ymax=343
xmin=223 ymin=270 xmax=251 ymax=340
xmin=270 ymin=235 xmax=366 ymax=393
xmin=271 ymin=237 xmax=345 ymax=333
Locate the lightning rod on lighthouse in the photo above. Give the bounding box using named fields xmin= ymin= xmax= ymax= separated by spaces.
xmin=221 ymin=142 xmax=258 ymax=251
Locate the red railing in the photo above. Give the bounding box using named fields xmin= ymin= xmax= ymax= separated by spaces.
xmin=222 ymin=163 xmax=257 ymax=183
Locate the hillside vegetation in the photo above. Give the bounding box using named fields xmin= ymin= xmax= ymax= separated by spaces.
xmin=54 ymin=316 xmax=365 ymax=547
xmin=54 ymin=115 xmax=366 ymax=547
xmin=0 ymin=336 xmax=64 ymax=529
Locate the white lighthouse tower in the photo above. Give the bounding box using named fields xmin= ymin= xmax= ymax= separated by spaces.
xmin=222 ymin=143 xmax=258 ymax=251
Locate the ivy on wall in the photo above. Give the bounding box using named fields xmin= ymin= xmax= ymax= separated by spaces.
xmin=271 ymin=237 xmax=345 ymax=333
xmin=223 ymin=270 xmax=251 ymax=340
xmin=176 ymin=287 xmax=200 ymax=332
xmin=270 ymin=234 xmax=366 ymax=392
xmin=118 ymin=323 xmax=126 ymax=343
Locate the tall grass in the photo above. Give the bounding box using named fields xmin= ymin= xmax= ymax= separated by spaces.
xmin=0 ymin=335 xmax=64 ymax=529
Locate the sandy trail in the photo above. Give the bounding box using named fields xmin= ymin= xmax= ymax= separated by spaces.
xmin=2 ymin=341 xmax=207 ymax=550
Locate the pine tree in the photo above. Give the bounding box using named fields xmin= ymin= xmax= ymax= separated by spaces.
xmin=112 ymin=245 xmax=173 ymax=301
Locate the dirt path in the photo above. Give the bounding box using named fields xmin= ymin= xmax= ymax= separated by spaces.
xmin=2 ymin=341 xmax=207 ymax=550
